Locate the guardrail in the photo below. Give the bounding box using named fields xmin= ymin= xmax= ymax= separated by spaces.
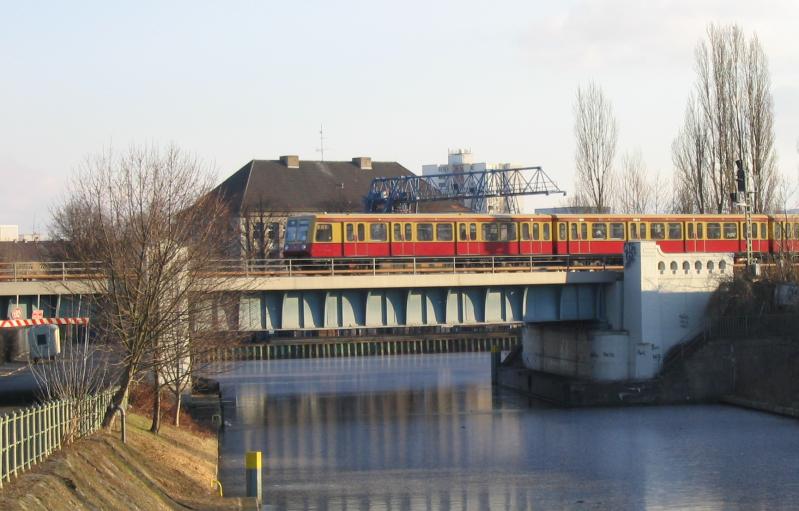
xmin=0 ymin=387 xmax=117 ymax=488
xmin=0 ymin=255 xmax=623 ymax=283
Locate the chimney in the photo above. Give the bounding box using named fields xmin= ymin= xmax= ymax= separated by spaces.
xmin=279 ymin=155 xmax=300 ymax=168
xmin=352 ymin=156 xmax=372 ymax=170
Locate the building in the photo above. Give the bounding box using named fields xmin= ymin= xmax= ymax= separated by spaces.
xmin=210 ymin=155 xmax=466 ymax=258
xmin=422 ymin=149 xmax=518 ymax=213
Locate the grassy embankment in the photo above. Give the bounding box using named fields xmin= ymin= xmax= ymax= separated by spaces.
xmin=0 ymin=409 xmax=252 ymax=510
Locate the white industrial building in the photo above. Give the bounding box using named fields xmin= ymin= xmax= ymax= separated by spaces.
xmin=422 ymin=149 xmax=518 ymax=213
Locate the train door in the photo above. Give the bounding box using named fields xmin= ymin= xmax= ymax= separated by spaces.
xmin=569 ymin=222 xmax=588 ymax=254
xmin=344 ymin=222 xmax=367 ymax=257
xmin=457 ymin=222 xmax=477 ymax=255
xmin=392 ymin=222 xmax=414 ymax=256
xmin=519 ymin=222 xmax=531 ymax=254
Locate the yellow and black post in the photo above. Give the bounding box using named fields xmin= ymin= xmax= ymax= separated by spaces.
xmin=245 ymin=451 xmax=262 ymax=503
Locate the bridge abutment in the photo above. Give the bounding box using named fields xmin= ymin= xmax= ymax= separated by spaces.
xmin=509 ymin=242 xmax=734 ymax=402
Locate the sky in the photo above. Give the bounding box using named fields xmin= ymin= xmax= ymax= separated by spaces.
xmin=1 ymin=0 xmax=798 ymax=231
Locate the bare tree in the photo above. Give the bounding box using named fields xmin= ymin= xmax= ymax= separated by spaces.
xmin=29 ymin=326 xmax=110 ymax=441
xmin=616 ymin=150 xmax=652 ymax=214
xmin=52 ymin=144 xmax=235 ymax=432
xmin=674 ymin=24 xmax=778 ymax=213
xmin=573 ymin=82 xmax=618 ymax=212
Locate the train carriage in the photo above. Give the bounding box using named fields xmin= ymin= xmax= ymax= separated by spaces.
xmin=284 ymin=212 xmax=796 ymax=260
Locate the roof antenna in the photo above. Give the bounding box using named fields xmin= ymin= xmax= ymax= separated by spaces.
xmin=316 ymin=124 xmax=326 ymax=162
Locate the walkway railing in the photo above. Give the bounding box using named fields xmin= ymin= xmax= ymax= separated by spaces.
xmin=0 ymin=255 xmax=621 ymax=283
xmin=0 ymin=387 xmax=117 ymax=488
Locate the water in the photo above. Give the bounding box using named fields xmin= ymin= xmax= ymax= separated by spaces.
xmin=213 ymin=353 xmax=799 ymax=510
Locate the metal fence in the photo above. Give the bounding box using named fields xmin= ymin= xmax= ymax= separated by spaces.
xmin=0 ymin=387 xmax=117 ymax=488
xmin=0 ymin=255 xmax=622 ymax=283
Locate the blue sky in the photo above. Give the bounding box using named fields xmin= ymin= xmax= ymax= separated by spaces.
xmin=1 ymin=1 xmax=797 ymax=230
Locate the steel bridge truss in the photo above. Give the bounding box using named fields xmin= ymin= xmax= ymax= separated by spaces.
xmin=364 ymin=166 xmax=566 ymax=213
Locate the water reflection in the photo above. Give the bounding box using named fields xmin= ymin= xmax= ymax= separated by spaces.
xmin=212 ymin=354 xmax=799 ymax=511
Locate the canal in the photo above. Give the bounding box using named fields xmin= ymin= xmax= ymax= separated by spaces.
xmin=213 ymin=353 xmax=799 ymax=510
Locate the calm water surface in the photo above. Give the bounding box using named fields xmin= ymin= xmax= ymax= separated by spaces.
xmin=212 ymin=353 xmax=799 ymax=510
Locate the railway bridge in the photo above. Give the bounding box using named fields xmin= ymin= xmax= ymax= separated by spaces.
xmin=0 ymin=244 xmax=732 ymax=381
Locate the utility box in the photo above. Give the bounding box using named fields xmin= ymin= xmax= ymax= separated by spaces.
xmin=27 ymin=325 xmax=61 ymax=360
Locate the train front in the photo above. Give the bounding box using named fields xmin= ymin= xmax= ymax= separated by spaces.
xmin=283 ymin=216 xmax=313 ymax=257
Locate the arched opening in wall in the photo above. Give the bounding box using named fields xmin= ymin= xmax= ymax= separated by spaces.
xmin=682 ymin=261 xmax=690 ymax=273
xmin=658 ymin=261 xmax=666 ymax=274
xmin=694 ymin=260 xmax=702 ymax=273
xmin=670 ymin=261 xmax=678 ymax=274
xmin=719 ymin=260 xmax=727 ymax=272
xmin=707 ymin=260 xmax=715 ymax=272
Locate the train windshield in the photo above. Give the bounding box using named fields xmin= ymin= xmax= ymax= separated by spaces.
xmin=286 ymin=218 xmax=310 ymax=242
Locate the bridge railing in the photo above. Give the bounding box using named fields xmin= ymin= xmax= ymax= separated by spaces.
xmin=0 ymin=255 xmax=623 ymax=282
xmin=0 ymin=261 xmax=104 ymax=282
xmin=212 ymin=254 xmax=623 ymax=278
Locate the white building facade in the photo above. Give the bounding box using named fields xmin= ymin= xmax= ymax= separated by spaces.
xmin=422 ymin=149 xmax=517 ymax=213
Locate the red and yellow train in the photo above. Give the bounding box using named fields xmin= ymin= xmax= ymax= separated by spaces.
xmin=283 ymin=213 xmax=799 ymax=258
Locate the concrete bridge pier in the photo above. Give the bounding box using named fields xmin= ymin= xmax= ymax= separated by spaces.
xmin=505 ymin=241 xmax=735 ymax=404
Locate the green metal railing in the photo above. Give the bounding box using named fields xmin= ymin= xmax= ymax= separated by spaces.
xmin=0 ymin=387 xmax=117 ymax=488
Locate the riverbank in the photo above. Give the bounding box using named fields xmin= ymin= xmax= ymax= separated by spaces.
xmin=0 ymin=412 xmax=253 ymax=510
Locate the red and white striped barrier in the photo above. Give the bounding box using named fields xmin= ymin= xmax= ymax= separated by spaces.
xmin=0 ymin=317 xmax=89 ymax=329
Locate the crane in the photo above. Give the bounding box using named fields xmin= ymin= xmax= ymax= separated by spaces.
xmin=363 ymin=166 xmax=566 ymax=213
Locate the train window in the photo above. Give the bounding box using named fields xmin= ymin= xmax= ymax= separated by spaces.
xmin=370 ymin=223 xmax=387 ymax=242
xmin=592 ymin=223 xmax=607 ymax=240
xmin=470 ymin=223 xmax=477 ymax=241
xmin=581 ymin=223 xmax=588 ymax=240
xmin=405 ymin=223 xmax=413 ymax=241
xmin=610 ymin=223 xmax=624 ymax=240
xmin=558 ymin=223 xmax=566 ymax=240
xmin=436 ymin=223 xmax=453 ymax=241
xmin=639 ymin=223 xmax=647 ymax=239
xmin=346 ymin=224 xmax=355 ymax=242
xmin=687 ymin=223 xmax=695 ymax=239
xmin=570 ymin=223 xmax=579 ymax=240
xmin=500 ymin=223 xmax=516 ymax=241
xmin=651 ymin=223 xmax=666 ymax=240
xmin=417 ymin=223 xmax=434 ymax=241
xmin=315 ymin=224 xmax=333 ymax=242
xmin=707 ymin=223 xmax=721 ymax=239
xmin=761 ymin=223 xmax=767 ymax=239
xmin=668 ymin=223 xmax=682 ymax=240
xmin=532 ymin=223 xmax=539 ymax=241
xmin=357 ymin=223 xmax=365 ymax=242
xmin=697 ymin=223 xmax=703 ymax=239
xmin=775 ymin=223 xmax=783 ymax=239
xmin=723 ymin=223 xmax=737 ymax=240
xmin=748 ymin=223 xmax=757 ymax=239
xmin=630 ymin=223 xmax=638 ymax=240
xmin=521 ymin=223 xmax=531 ymax=241
xmin=483 ymin=223 xmax=499 ymax=242
xmin=794 ymin=224 xmax=799 ymax=240
xmin=785 ymin=223 xmax=793 ymax=240
xmin=459 ymin=223 xmax=467 ymax=241
xmin=543 ymin=223 xmax=551 ymax=240
xmin=393 ymin=224 xmax=403 ymax=241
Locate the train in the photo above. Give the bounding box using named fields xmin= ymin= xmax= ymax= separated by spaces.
xmin=282 ymin=212 xmax=799 ymax=259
